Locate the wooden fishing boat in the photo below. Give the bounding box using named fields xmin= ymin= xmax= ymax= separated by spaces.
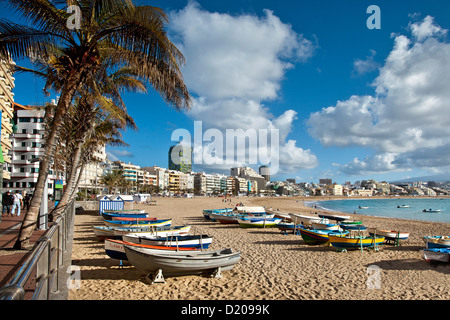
xmin=423 ymin=236 xmax=450 ymax=249
xmin=368 ymin=229 xmax=410 ymax=241
xmin=340 ymin=224 xmax=367 ymax=231
xmin=237 ymin=217 xmax=282 ymax=228
xmin=211 ymin=212 xmax=275 ymax=224
xmin=112 ymin=216 xmax=157 ymax=222
xmin=233 ymin=206 xmax=266 ymax=214
xmin=113 ymin=225 xmax=191 ymax=237
xmin=93 ymin=226 xmax=120 ymax=240
xmin=266 ymin=209 xmax=292 ymax=221
xmin=202 ymin=208 xmax=233 ymax=220
xmin=276 ymin=221 xmax=301 ymax=233
xmin=289 ymin=213 xmax=329 ymax=225
xmin=105 ymin=239 xmax=198 ymax=261
xmin=298 ymin=227 xmax=348 ymax=245
xmin=317 ymin=213 xmax=350 ymax=222
xmin=124 ymin=245 xmax=241 ymax=282
xmin=101 ymin=211 xmax=149 ymax=220
xmin=328 ymin=233 xmax=385 ymax=251
xmin=423 ymin=248 xmax=450 ymax=263
xmin=122 ymin=234 xmax=213 ymax=249
xmin=311 ymin=222 xmax=340 ymax=230
xmin=104 ymin=218 xmax=172 ymax=228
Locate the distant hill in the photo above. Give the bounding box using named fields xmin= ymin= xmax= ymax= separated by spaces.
xmin=390 ymin=173 xmax=450 ymax=183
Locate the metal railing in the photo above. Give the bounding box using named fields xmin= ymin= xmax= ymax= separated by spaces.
xmin=0 ymin=200 xmax=76 ymax=300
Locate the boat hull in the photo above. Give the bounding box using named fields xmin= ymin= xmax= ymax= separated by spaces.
xmin=104 ymin=219 xmax=172 ymax=228
xmin=312 ymin=222 xmax=340 ymax=230
xmin=289 ymin=213 xmax=329 ymax=225
xmin=105 ymin=239 xmax=198 ymax=261
xmin=368 ymin=229 xmax=410 ymax=241
xmin=237 ymin=217 xmax=282 ymax=228
xmin=299 ymin=228 xmax=348 ymax=245
xmin=423 ymin=236 xmax=450 ymax=249
xmin=328 ymin=234 xmax=385 ymax=250
xmin=101 ymin=211 xmax=149 ymax=220
xmin=113 ymin=225 xmax=191 ymax=237
xmin=122 ymin=234 xmax=213 ymax=249
xmin=318 ymin=214 xmax=350 ymax=222
xmin=423 ymin=248 xmax=450 ymax=263
xmin=124 ymin=245 xmax=241 ymax=276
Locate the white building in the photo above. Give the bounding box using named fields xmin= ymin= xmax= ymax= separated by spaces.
xmin=8 ymin=105 xmax=56 ymax=195
xmin=78 ymin=145 xmax=107 ymax=192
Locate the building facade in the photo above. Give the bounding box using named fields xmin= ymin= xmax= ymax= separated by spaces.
xmin=8 ymin=105 xmax=56 ymax=195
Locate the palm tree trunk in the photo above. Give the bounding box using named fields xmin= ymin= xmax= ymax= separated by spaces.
xmin=50 ymin=135 xmax=85 ymax=217
xmin=14 ymin=80 xmax=80 ymax=249
xmin=69 ymin=162 xmax=85 ymax=200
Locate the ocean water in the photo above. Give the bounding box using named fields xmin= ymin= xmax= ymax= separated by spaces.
xmin=306 ymin=197 xmax=450 ymax=224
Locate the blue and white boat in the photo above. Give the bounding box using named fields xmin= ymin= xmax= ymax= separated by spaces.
xmin=237 ymin=217 xmax=282 ymax=228
xmin=103 ymin=218 xmax=172 ymax=228
xmin=122 ymin=234 xmax=213 ymax=249
xmin=101 ymin=211 xmax=148 ymax=220
xmin=423 ymin=236 xmax=450 ymax=249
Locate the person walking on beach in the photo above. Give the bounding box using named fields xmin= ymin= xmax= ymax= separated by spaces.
xmin=11 ymin=191 xmax=23 ymax=217
xmin=2 ymin=191 xmax=14 ymax=217
xmin=23 ymin=193 xmax=31 ymax=210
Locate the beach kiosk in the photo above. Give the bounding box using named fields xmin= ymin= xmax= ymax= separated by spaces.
xmin=98 ymin=195 xmax=124 ymax=214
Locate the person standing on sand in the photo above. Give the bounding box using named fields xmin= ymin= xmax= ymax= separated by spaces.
xmin=11 ymin=191 xmax=23 ymax=217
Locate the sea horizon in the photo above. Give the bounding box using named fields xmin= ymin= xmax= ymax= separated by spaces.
xmin=306 ymin=197 xmax=450 ymax=224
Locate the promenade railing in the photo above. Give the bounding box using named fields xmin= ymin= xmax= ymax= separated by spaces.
xmin=0 ymin=200 xmax=76 ymax=300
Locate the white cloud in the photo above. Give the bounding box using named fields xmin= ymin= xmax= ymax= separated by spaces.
xmin=353 ymin=50 xmax=380 ymax=76
xmin=170 ymin=2 xmax=316 ymax=101
xmin=107 ymin=149 xmax=133 ymax=161
xmin=307 ymin=16 xmax=450 ymax=175
xmin=169 ymin=2 xmax=318 ymax=175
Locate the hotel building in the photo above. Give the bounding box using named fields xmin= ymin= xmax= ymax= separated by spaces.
xmin=7 ymin=104 xmax=57 ymax=195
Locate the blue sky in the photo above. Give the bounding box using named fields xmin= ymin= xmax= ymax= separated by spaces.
xmin=4 ymin=0 xmax=450 ymax=184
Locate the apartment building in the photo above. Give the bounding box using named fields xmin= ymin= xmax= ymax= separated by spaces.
xmin=7 ymin=105 xmax=56 ymax=195
xmin=78 ymin=145 xmax=107 ymax=192
xmin=0 ymin=58 xmax=15 ymax=182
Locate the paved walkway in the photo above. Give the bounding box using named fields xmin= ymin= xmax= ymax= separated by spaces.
xmin=0 ymin=210 xmax=46 ymax=299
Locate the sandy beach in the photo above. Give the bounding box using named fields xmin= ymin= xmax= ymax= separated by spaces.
xmin=68 ymin=196 xmax=450 ymax=300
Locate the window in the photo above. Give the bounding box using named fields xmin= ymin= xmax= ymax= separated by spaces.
xmin=31 ymin=168 xmax=39 ymax=173
xmin=20 ymin=167 xmax=25 ymax=172
xmin=28 ymin=182 xmax=35 ymax=188
xmin=21 ymin=142 xmax=26 ymax=147
xmin=20 ymin=155 xmax=26 ymax=160
xmin=32 ymin=142 xmax=39 ymax=148
xmin=22 ymin=182 xmax=27 ymax=188
xmin=19 ymin=117 xmax=31 ymax=122
xmin=33 ymin=129 xmax=39 ymax=134
xmin=21 ymin=129 xmax=27 ymax=134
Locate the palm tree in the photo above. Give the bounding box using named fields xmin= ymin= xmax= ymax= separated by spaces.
xmin=50 ymin=66 xmax=147 ymax=216
xmin=0 ymin=0 xmax=191 ymax=249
